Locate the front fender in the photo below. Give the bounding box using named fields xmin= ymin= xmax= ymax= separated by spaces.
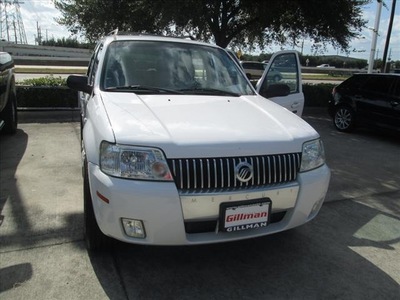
xmin=83 ymin=92 xmax=115 ymax=166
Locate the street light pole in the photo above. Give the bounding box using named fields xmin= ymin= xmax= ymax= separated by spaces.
xmin=381 ymin=0 xmax=397 ymax=73
xmin=368 ymin=0 xmax=383 ymax=74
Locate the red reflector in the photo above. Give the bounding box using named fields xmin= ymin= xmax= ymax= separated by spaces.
xmin=96 ymin=191 xmax=110 ymax=204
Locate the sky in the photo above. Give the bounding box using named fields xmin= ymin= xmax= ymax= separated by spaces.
xmin=11 ymin=0 xmax=400 ymax=61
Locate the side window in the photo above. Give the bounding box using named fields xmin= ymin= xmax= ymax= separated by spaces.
xmin=87 ymin=43 xmax=103 ymax=86
xmin=362 ymin=76 xmax=395 ymax=95
xmin=341 ymin=75 xmax=366 ymax=90
xmin=393 ymin=78 xmax=400 ymax=98
xmin=259 ymin=53 xmax=299 ymax=97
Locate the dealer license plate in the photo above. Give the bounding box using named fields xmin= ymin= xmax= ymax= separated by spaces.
xmin=219 ymin=199 xmax=271 ymax=232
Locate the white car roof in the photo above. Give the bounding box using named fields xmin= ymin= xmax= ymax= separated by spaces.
xmin=101 ymin=33 xmax=221 ymax=49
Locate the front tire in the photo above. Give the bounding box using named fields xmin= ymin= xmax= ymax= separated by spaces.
xmin=1 ymin=91 xmax=17 ymax=134
xmin=83 ymin=159 xmax=111 ymax=251
xmin=333 ymin=106 xmax=355 ymax=132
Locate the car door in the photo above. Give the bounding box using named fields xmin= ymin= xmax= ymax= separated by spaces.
xmin=356 ymin=75 xmax=397 ymax=128
xmin=386 ymin=76 xmax=400 ymax=130
xmin=80 ymin=43 xmax=103 ymax=120
xmin=256 ymin=51 xmax=304 ymax=116
xmin=0 ymin=52 xmax=13 ymax=112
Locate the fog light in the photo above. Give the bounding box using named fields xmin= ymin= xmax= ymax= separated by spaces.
xmin=122 ymin=218 xmax=146 ymax=238
xmin=308 ymin=197 xmax=325 ymax=220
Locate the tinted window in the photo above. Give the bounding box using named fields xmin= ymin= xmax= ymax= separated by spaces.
xmin=393 ymin=77 xmax=400 ymax=97
xmin=362 ymin=76 xmax=395 ymax=94
xmin=340 ymin=75 xmax=367 ymax=90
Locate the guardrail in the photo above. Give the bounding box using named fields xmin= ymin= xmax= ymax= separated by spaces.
xmin=0 ymin=42 xmax=91 ymax=66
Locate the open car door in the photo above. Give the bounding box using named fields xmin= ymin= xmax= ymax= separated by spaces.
xmin=256 ymin=50 xmax=304 ymax=116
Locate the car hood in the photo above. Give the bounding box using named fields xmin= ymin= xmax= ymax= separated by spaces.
xmin=100 ymin=92 xmax=319 ymax=158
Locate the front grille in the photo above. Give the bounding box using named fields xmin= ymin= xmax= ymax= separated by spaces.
xmin=167 ymin=153 xmax=301 ymax=192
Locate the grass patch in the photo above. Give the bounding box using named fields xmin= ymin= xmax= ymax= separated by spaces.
xmin=15 ymin=66 xmax=87 ymax=74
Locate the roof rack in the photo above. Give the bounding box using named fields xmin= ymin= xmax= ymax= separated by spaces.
xmin=104 ymin=30 xmax=197 ymax=41
xmin=106 ymin=30 xmax=158 ymax=37
xmin=107 ymin=28 xmax=119 ymax=39
xmin=178 ymin=35 xmax=196 ymax=41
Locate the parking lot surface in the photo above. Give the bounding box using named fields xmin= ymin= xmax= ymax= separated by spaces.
xmin=1 ymin=109 xmax=399 ymax=299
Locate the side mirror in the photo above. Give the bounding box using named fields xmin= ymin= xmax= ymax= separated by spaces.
xmin=67 ymin=75 xmax=92 ymax=94
xmin=261 ymin=83 xmax=290 ymax=98
xmin=0 ymin=52 xmax=14 ymax=72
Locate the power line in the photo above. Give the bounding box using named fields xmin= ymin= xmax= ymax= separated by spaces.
xmin=0 ymin=0 xmax=27 ymax=44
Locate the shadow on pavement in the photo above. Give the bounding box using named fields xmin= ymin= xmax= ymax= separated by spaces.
xmin=303 ymin=112 xmax=400 ymax=203
xmin=0 ymin=129 xmax=29 ymax=232
xmin=0 ymin=263 xmax=33 ymax=293
xmin=87 ymin=196 xmax=400 ymax=299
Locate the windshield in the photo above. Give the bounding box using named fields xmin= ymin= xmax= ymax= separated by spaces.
xmin=101 ymin=40 xmax=255 ymax=96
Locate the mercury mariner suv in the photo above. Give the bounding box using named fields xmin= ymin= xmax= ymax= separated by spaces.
xmin=67 ymin=32 xmax=331 ymax=251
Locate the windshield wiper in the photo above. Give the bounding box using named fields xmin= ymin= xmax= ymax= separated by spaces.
xmin=104 ymin=85 xmax=183 ymax=94
xmin=178 ymin=87 xmax=240 ymax=97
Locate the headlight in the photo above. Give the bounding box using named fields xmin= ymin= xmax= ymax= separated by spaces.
xmin=300 ymin=139 xmax=326 ymax=172
xmin=100 ymin=141 xmax=173 ymax=181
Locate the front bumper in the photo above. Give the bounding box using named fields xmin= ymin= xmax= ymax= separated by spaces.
xmin=88 ymin=162 xmax=331 ymax=245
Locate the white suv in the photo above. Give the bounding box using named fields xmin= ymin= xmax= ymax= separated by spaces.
xmin=67 ymin=33 xmax=330 ymax=250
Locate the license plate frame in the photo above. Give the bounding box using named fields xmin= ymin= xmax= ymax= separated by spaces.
xmin=219 ymin=199 xmax=271 ymax=232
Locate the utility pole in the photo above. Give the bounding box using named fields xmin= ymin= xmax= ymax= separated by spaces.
xmin=0 ymin=0 xmax=27 ymax=44
xmin=36 ymin=21 xmax=42 ymax=45
xmin=368 ymin=0 xmax=383 ymax=74
xmin=381 ymin=0 xmax=397 ymax=73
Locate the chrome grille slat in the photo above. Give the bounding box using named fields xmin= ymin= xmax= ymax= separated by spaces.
xmin=213 ymin=159 xmax=217 ymax=188
xmin=200 ymin=159 xmax=204 ymax=189
xmin=220 ymin=159 xmax=224 ymax=188
xmin=168 ymin=153 xmax=301 ymax=192
xmin=193 ymin=159 xmax=197 ymax=189
xmin=207 ymin=159 xmax=210 ymax=189
xmin=226 ymin=158 xmax=230 ymax=187
xmin=268 ymin=156 xmax=271 ymax=184
xmin=179 ymin=159 xmax=183 ymax=189
xmin=262 ymin=156 xmax=266 ymax=185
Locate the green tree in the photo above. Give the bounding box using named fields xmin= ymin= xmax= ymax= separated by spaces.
xmin=55 ymin=0 xmax=368 ymax=51
xmin=41 ymin=37 xmax=94 ymax=49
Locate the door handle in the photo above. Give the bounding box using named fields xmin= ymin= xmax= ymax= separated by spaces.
xmin=390 ymin=101 xmax=399 ymax=107
xmin=291 ymin=102 xmax=299 ymax=108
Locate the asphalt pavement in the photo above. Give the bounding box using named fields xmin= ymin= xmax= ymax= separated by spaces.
xmin=0 ymin=109 xmax=399 ymax=299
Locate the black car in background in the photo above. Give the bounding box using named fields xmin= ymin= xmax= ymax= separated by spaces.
xmin=328 ymin=73 xmax=400 ymax=133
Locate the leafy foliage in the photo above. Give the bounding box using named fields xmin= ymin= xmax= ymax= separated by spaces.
xmin=19 ymin=76 xmax=67 ymax=87
xmin=16 ymin=86 xmax=77 ymax=108
xmin=55 ymin=0 xmax=369 ymax=51
xmin=303 ymin=83 xmax=337 ymax=107
xmin=41 ymin=37 xmax=94 ymax=49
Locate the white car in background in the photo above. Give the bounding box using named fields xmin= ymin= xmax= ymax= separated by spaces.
xmin=67 ymin=32 xmax=330 ymax=251
xmin=317 ymin=64 xmax=335 ymax=68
